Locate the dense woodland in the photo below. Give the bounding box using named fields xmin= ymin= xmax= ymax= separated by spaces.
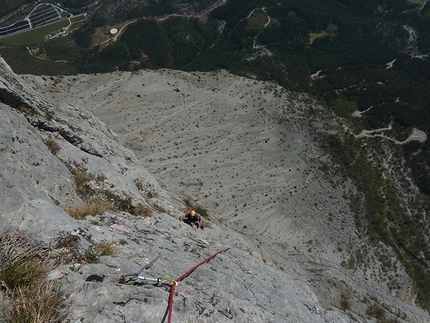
xmin=1 ymin=0 xmax=430 ymax=310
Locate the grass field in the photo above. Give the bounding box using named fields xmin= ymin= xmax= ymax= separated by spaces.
xmin=0 ymin=20 xmax=70 ymax=46
xmin=0 ymin=46 xmax=78 ymax=75
xmin=69 ymin=20 xmax=85 ymax=32
xmin=245 ymin=9 xmax=269 ymax=32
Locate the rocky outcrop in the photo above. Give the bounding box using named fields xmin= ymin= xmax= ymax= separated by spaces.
xmin=1 ymin=57 xmax=429 ymax=322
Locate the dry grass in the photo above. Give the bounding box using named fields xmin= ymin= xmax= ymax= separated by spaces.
xmin=94 ymin=240 xmax=119 ymax=256
xmin=0 ymin=231 xmax=66 ymax=323
xmin=2 ymin=281 xmax=65 ymax=323
xmin=0 ymin=256 xmax=47 ymax=292
xmin=132 ymin=204 xmax=153 ymax=217
xmin=45 ymin=138 xmax=61 ymax=155
xmin=72 ymin=170 xmax=95 ymax=198
xmin=65 ymin=199 xmax=112 ymax=220
xmin=0 ymin=231 xmax=48 ymax=291
xmin=135 ymin=180 xmax=144 ymax=191
xmin=16 ymin=104 xmax=39 ymax=117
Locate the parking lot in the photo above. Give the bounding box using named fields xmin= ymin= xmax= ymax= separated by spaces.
xmin=0 ymin=3 xmax=68 ymax=38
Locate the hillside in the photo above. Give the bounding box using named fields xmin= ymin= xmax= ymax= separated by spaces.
xmin=1 ymin=55 xmax=430 ymax=322
xmin=0 ymin=0 xmax=430 ymax=321
xmin=28 ymin=68 xmax=402 ymax=284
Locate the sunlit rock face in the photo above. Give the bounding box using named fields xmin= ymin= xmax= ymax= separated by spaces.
xmin=1 ymin=57 xmax=430 ymax=323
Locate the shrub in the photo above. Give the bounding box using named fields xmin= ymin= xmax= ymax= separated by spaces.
xmin=153 ymin=204 xmax=166 ymax=214
xmin=16 ymin=104 xmax=38 ymax=117
xmin=85 ymin=248 xmax=100 ymax=263
xmin=183 ymin=198 xmax=209 ymax=217
xmin=135 ymin=181 xmax=144 ymax=191
xmin=340 ymin=293 xmax=350 ymax=311
xmin=103 ymin=192 xmax=133 ymax=212
xmin=45 ymin=111 xmax=54 ymax=121
xmin=115 ymin=195 xmax=133 ymax=212
xmin=53 ymin=233 xmax=83 ymax=264
xmin=194 ymin=205 xmax=209 ymax=218
xmin=366 ymin=303 xmax=386 ymax=320
xmin=55 ymin=233 xmax=80 ymax=249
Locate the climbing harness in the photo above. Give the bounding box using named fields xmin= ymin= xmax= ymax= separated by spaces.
xmin=119 ymin=248 xmax=230 ymax=323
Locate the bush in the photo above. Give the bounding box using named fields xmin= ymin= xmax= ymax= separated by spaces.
xmin=366 ymin=303 xmax=386 ymax=320
xmin=84 ymin=248 xmax=100 ymax=263
xmin=183 ymin=198 xmax=209 ymax=218
xmin=340 ymin=293 xmax=350 ymax=311
xmin=102 ymin=192 xmax=133 ymax=212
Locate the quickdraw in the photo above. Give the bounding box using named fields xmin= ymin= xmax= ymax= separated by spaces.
xmin=119 ymin=248 xmax=230 ymax=323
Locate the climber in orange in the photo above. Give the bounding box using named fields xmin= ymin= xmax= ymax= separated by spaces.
xmin=179 ymin=209 xmax=204 ymax=229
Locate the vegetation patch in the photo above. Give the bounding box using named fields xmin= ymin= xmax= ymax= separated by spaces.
xmin=71 ymin=169 xmax=97 ymax=198
xmin=45 ymin=138 xmax=61 ymax=155
xmin=67 ymin=166 xmax=156 ymax=217
xmin=66 ymin=199 xmax=113 ymax=219
xmin=245 ymin=9 xmax=268 ymax=32
xmin=323 ymin=132 xmax=430 ymax=309
xmin=1 ymin=281 xmax=65 ymax=323
xmin=84 ymin=248 xmax=100 ymax=263
xmin=184 ymin=197 xmax=209 ymax=218
xmin=132 ymin=204 xmax=153 ymax=217
xmin=309 ymin=24 xmax=338 ymax=44
xmin=0 ymin=231 xmax=65 ymax=323
xmin=0 ymin=20 xmax=70 ymax=46
xmin=93 ymin=240 xmax=119 ymax=256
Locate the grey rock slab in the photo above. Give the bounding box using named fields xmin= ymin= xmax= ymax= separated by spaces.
xmin=0 ymin=199 xmax=87 ymax=247
xmin=1 ymin=58 xmax=429 ymax=323
xmin=60 ymin=209 xmax=351 ymax=323
xmin=0 ymin=104 xmax=80 ymax=212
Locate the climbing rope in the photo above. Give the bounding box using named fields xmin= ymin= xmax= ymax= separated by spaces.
xmin=166 ymin=247 xmax=231 ymax=323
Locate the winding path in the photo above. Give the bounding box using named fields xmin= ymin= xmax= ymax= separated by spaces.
xmin=93 ymin=0 xmax=227 ymax=48
xmin=351 ymin=108 xmax=427 ymax=144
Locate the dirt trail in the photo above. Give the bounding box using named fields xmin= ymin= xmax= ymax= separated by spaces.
xmin=352 ymin=108 xmax=427 ymax=144
xmin=93 ymin=0 xmax=227 ymax=48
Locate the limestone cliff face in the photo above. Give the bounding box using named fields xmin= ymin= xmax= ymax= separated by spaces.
xmin=0 ymin=57 xmax=429 ymax=322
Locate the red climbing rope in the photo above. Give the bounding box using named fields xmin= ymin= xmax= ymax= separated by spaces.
xmin=167 ymin=247 xmax=230 ymax=323
xmin=176 ymin=247 xmax=231 ymax=282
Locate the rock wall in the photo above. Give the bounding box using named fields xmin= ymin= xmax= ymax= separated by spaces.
xmin=1 ymin=57 xmax=429 ymax=322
